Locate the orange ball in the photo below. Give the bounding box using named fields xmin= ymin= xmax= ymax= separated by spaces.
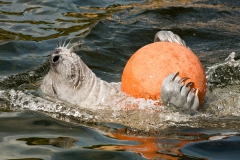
xmin=121 ymin=42 xmax=206 ymax=105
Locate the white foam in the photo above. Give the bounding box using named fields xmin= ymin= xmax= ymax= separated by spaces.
xmin=0 ymin=89 xmax=194 ymax=130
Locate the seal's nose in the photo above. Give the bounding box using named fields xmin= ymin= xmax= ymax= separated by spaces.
xmin=51 ymin=49 xmax=61 ymax=64
xmin=52 ymin=54 xmax=60 ymax=63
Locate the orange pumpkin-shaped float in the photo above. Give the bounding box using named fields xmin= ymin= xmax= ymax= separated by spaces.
xmin=121 ymin=42 xmax=206 ymax=105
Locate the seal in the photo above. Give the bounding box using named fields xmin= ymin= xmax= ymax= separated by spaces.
xmin=41 ymin=45 xmax=124 ymax=109
xmin=41 ymin=31 xmax=200 ymax=110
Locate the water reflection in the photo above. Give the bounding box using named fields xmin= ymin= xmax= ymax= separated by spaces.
xmin=2 ymin=110 xmax=240 ymax=159
xmin=17 ymin=137 xmax=78 ymax=148
xmin=0 ymin=111 xmax=141 ymax=160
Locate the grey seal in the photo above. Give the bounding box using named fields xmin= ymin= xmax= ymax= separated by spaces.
xmin=41 ymin=31 xmax=199 ymax=110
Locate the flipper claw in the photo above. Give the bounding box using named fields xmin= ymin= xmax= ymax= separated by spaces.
xmin=186 ymin=82 xmax=194 ymax=87
xmin=178 ymin=77 xmax=190 ymax=83
xmin=171 ymin=72 xmax=179 ymax=81
xmin=161 ymin=73 xmax=200 ymax=110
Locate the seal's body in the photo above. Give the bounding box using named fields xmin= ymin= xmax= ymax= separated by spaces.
xmin=41 ymin=47 xmax=124 ymax=108
xmin=41 ymin=31 xmax=202 ymax=110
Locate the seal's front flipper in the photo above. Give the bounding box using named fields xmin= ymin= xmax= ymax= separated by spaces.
xmin=160 ymin=72 xmax=199 ymax=111
xmin=154 ymin=31 xmax=187 ymax=47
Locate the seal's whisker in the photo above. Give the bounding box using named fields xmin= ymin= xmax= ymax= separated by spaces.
xmin=58 ymin=40 xmax=62 ymax=48
xmin=62 ymin=38 xmax=68 ymax=48
xmin=65 ymin=39 xmax=73 ymax=49
xmin=69 ymin=42 xmax=83 ymax=53
xmin=69 ymin=46 xmax=75 ymax=53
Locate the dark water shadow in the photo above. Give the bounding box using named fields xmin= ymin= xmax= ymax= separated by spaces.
xmin=181 ymin=136 xmax=240 ymax=160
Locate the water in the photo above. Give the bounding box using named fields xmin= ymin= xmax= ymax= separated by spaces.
xmin=0 ymin=0 xmax=240 ymax=159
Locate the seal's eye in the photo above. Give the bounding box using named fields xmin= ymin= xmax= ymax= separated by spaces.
xmin=52 ymin=54 xmax=60 ymax=63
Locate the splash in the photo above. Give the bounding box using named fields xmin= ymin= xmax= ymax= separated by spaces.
xmin=206 ymin=52 xmax=240 ymax=88
xmin=0 ymin=52 xmax=240 ymax=131
xmin=0 ymin=88 xmax=193 ymax=131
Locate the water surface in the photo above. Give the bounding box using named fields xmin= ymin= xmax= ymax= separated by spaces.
xmin=0 ymin=0 xmax=240 ymax=159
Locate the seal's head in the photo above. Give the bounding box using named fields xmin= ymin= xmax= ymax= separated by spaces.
xmin=41 ymin=45 xmax=90 ymax=100
xmin=49 ymin=47 xmax=82 ymax=88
